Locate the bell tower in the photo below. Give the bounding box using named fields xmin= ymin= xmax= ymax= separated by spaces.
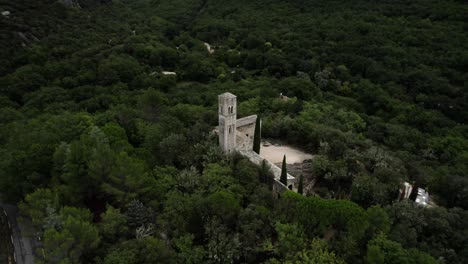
xmin=218 ymin=92 xmax=237 ymax=153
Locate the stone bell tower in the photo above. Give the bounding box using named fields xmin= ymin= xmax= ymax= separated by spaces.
xmin=218 ymin=92 xmax=237 ymax=153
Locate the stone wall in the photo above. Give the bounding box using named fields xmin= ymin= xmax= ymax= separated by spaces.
xmin=217 ymin=92 xmax=294 ymax=194
xmin=235 ymin=115 xmax=257 ymax=151
xmin=239 ymin=150 xmax=296 ymax=191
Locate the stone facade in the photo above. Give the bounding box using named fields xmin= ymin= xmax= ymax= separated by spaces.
xmin=236 ymin=115 xmax=257 ymax=151
xmin=218 ymin=92 xmax=296 ymax=191
xmin=218 ymin=92 xmax=259 ymax=153
xmin=218 ymin=92 xmax=237 ymax=153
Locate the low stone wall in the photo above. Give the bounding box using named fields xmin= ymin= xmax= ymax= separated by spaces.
xmin=239 ymin=150 xmax=296 ymax=192
xmin=272 ymin=179 xmax=290 ymax=194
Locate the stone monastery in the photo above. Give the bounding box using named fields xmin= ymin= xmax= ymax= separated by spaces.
xmin=217 ymin=92 xmax=296 ymax=193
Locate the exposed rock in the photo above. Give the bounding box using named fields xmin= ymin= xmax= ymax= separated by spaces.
xmin=162 ymin=71 xmax=177 ymax=76
xmin=204 ymin=42 xmax=215 ymax=54
xmin=1 ymin=11 xmax=10 ymax=17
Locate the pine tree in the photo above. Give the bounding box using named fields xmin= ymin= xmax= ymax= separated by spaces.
xmin=253 ymin=117 xmax=261 ymax=154
xmin=125 ymin=200 xmax=154 ymax=228
xmin=298 ymin=174 xmax=304 ymax=195
xmin=280 ymin=155 xmax=287 ymax=185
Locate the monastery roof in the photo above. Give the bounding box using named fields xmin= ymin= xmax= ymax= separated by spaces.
xmin=219 ymin=92 xmax=236 ymax=99
xmin=236 ymin=115 xmax=257 ymax=127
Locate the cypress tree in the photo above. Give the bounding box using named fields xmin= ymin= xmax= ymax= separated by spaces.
xmin=298 ymin=174 xmax=304 ymax=194
xmin=259 ymin=160 xmax=268 ymax=183
xmin=253 ymin=117 xmax=261 ymax=154
xmin=259 ymin=160 xmax=274 ymax=190
xmin=280 ymin=155 xmax=287 ymax=185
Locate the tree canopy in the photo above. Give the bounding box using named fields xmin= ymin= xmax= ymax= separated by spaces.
xmin=1 ymin=0 xmax=467 ymax=263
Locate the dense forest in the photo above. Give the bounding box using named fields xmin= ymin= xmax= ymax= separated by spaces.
xmin=0 ymin=0 xmax=467 ymax=263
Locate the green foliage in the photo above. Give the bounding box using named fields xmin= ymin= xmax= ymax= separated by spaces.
xmin=19 ymin=188 xmax=60 ymax=230
xmin=298 ymin=174 xmax=304 ymax=195
xmin=286 ymin=239 xmax=345 ymax=264
xmin=41 ymin=206 xmax=100 ymax=264
xmin=1 ymin=0 xmax=467 ymax=263
xmin=99 ymin=205 xmax=128 ymax=243
xmin=124 ymin=200 xmax=154 ymax=229
xmin=97 ymin=54 xmax=142 ymax=85
xmin=274 ymin=222 xmax=306 ymax=258
xmin=366 ymin=205 xmax=391 ymax=239
xmin=257 ymin=160 xmax=275 ymax=194
xmin=103 ymin=237 xmax=173 ymax=264
xmin=280 ymin=192 xmax=370 ymax=260
xmin=173 ymin=234 xmax=206 ymax=264
xmin=201 ymin=191 xmax=240 ymax=225
xmin=238 ymin=204 xmax=272 ymax=261
xmin=366 ymin=234 xmax=437 ymax=264
xmin=253 ymin=117 xmax=261 ymax=154
xmin=367 ymin=244 xmax=385 ymax=264
xmin=386 ymin=201 xmax=468 ymax=263
xmin=204 ymin=217 xmax=240 ymax=264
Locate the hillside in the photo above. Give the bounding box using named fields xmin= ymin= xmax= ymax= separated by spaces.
xmin=0 ymin=0 xmax=467 ymax=263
